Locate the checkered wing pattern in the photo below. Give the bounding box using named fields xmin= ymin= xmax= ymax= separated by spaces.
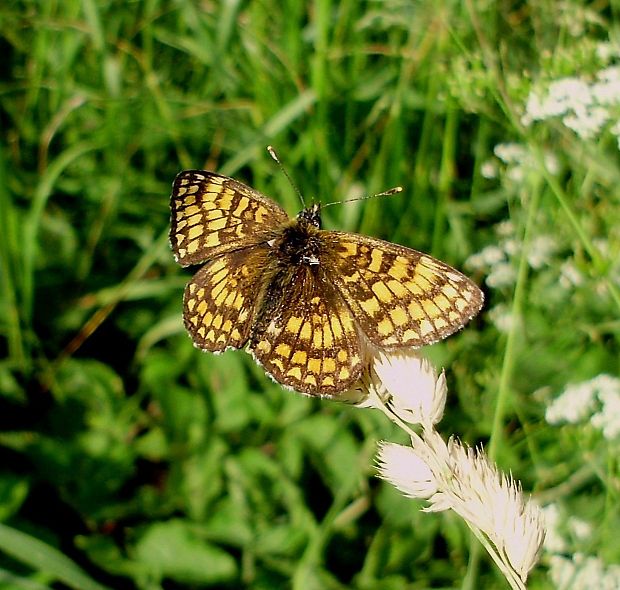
xmin=323 ymin=232 xmax=484 ymax=348
xmin=248 ymin=265 xmax=364 ymax=395
xmin=170 ymin=170 xmax=288 ymax=266
xmin=183 ymin=245 xmax=271 ymax=352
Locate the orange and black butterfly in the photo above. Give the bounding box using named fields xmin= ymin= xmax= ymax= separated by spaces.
xmin=170 ymin=170 xmax=483 ymax=397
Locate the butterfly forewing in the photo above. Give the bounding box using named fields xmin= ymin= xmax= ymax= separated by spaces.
xmin=323 ymin=232 xmax=484 ymax=349
xmin=248 ymin=265 xmax=364 ymax=395
xmin=170 ymin=170 xmax=288 ymax=266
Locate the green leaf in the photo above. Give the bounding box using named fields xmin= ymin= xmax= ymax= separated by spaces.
xmin=134 ymin=520 xmax=237 ymax=584
xmin=0 ymin=524 xmax=110 ymax=590
xmin=0 ymin=475 xmax=29 ymax=521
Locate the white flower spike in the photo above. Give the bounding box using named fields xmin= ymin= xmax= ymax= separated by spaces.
xmin=377 ymin=431 xmax=545 ymax=589
xmin=357 ymin=350 xmax=447 ymax=428
xmin=362 ymin=349 xmax=545 ymax=589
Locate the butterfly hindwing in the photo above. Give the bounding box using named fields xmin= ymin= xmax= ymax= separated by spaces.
xmin=322 ymin=232 xmax=484 ymax=348
xmin=170 ymin=170 xmax=288 ymax=266
xmin=248 ymin=265 xmax=364 ymax=395
xmin=183 ymin=245 xmax=272 ymax=352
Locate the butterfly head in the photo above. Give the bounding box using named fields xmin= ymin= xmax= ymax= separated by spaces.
xmin=296 ymin=203 xmax=322 ymax=229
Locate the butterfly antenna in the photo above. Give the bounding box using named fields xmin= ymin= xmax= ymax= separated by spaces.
xmin=267 ymin=146 xmax=306 ymax=208
xmin=322 ymin=185 xmax=403 ymax=209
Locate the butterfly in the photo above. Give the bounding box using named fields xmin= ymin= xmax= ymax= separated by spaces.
xmin=170 ymin=170 xmax=483 ymax=397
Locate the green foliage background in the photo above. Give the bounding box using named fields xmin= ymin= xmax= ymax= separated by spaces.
xmin=1 ymin=1 xmax=619 ymax=589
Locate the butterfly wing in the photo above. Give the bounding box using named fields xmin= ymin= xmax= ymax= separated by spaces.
xmin=248 ymin=265 xmax=365 ymax=396
xmin=170 ymin=170 xmax=289 ymax=266
xmin=172 ymin=169 xmax=483 ymax=395
xmin=322 ymin=232 xmax=484 ymax=348
xmin=183 ymin=244 xmax=274 ymax=352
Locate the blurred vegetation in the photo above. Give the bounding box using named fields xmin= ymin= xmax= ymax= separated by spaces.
xmin=0 ymin=1 xmax=619 ymax=589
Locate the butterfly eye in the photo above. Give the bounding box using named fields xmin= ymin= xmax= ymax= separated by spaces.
xmin=296 ymin=204 xmax=322 ymax=229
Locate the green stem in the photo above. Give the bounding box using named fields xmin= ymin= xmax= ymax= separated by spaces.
xmin=489 ymin=177 xmax=543 ymax=460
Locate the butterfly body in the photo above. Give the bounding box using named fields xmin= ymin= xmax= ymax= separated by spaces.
xmin=170 ymin=170 xmax=483 ymax=396
xmin=271 ymin=206 xmax=323 ymax=266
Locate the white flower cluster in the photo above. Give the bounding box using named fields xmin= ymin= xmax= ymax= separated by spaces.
xmin=549 ymin=555 xmax=620 ymax=590
xmin=487 ymin=303 xmax=515 ymax=334
xmin=559 ymin=260 xmax=584 ymax=289
xmin=544 ymin=502 xmax=620 ymax=588
xmin=485 ymin=142 xmax=560 ymax=184
xmin=351 ymin=350 xmax=545 ymax=589
xmin=522 ymin=66 xmax=620 ymax=144
xmin=545 ymin=374 xmax=620 ymax=440
xmin=542 ymin=504 xmax=591 ymax=554
xmin=467 ymin=243 xmax=517 ymax=289
xmin=466 ymin=224 xmax=557 ymax=291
